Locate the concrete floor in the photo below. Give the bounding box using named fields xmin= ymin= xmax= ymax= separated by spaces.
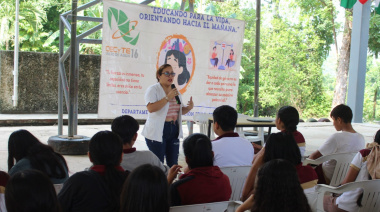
xmin=0 ymin=121 xmax=379 ymax=175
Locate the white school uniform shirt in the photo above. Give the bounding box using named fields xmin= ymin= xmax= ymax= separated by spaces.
xmin=141 ymin=83 xmax=184 ymax=142
xmin=212 ymin=134 xmax=254 ymax=168
xmin=318 ymin=131 xmax=365 ymax=181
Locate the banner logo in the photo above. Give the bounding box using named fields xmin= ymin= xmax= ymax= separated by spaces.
xmin=107 ymin=7 xmax=140 ymax=45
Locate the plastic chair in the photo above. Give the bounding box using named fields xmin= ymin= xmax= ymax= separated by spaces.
xmin=193 ymin=113 xmax=215 ymax=139
xmin=303 ymin=152 xmax=356 ymax=186
xmin=169 ymin=201 xmax=229 ymax=212
xmin=220 ymin=166 xmax=251 ymax=201
xmin=315 ymin=179 xmax=380 ymax=212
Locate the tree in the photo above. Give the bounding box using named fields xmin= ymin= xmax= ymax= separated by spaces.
xmin=0 ymin=0 xmax=46 ymax=50
xmin=332 ymin=9 xmax=353 ymax=108
xmin=363 ymin=57 xmax=380 ymax=121
xmin=368 ymin=13 xmax=380 ymax=57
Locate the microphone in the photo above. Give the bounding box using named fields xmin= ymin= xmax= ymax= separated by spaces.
xmin=171 ymin=84 xmax=181 ymax=104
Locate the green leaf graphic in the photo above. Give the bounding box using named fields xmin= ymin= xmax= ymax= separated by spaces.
xmin=119 ymin=21 xmax=131 ymax=36
xmin=130 ymin=33 xmax=140 ymax=46
xmin=118 ymin=11 xmax=128 ymax=25
xmin=107 ymin=7 xmax=139 ymax=45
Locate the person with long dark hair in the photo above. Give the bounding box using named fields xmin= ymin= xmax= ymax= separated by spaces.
xmin=8 ymin=129 xmax=69 ymax=184
xmin=242 ymin=106 xmax=306 ymax=200
xmin=253 ymin=106 xmax=306 ymax=156
xmin=170 ymin=133 xmax=231 ymax=206
xmin=58 ymin=131 xmax=128 ymax=212
xmin=236 ymin=159 xmax=312 ymax=212
xmin=242 ymin=132 xmax=317 ymax=201
xmin=142 ymin=64 xmax=194 ymax=168
xmin=5 ymin=169 xmax=61 ymax=212
xmin=120 ymin=164 xmax=170 ymax=212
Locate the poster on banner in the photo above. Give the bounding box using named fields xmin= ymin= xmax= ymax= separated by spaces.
xmin=98 ymin=0 xmax=245 ymax=120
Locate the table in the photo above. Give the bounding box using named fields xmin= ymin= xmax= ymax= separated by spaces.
xmin=207 ymin=117 xmax=276 ymax=144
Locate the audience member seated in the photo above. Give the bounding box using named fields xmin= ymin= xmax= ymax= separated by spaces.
xmin=236 ymin=159 xmax=312 ymax=212
xmin=111 ymin=115 xmax=169 ymax=174
xmin=8 ymin=129 xmax=69 ymax=184
xmin=0 ymin=171 xmax=10 ymax=211
xmin=5 ymin=170 xmax=60 ymax=212
xmin=323 ymin=129 xmax=380 ymax=212
xmin=58 ymin=131 xmax=129 ymax=212
xmin=170 ymin=133 xmax=231 ymax=206
xmin=211 ymin=105 xmax=254 ymax=167
xmin=253 ymin=106 xmax=306 ymax=156
xmin=120 ymin=164 xmax=170 ymax=212
xmin=242 ymin=132 xmax=317 ymax=201
xmin=309 ymin=104 xmax=365 ymax=184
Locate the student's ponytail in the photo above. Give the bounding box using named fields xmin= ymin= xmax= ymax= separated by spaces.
xmin=183 ymin=133 xmax=213 ymax=169
xmin=277 ymin=106 xmax=300 ymax=132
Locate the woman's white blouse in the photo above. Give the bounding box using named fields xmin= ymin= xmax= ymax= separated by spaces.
xmin=141 ymin=83 xmax=184 ymax=142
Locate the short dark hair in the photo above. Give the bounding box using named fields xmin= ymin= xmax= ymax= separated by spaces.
xmin=120 ymin=164 xmax=169 ymax=212
xmin=111 ymin=115 xmax=139 ymax=145
xmin=277 ymin=106 xmax=299 ymax=132
xmin=213 ymin=105 xmax=237 ymax=131
xmin=330 ymin=104 xmax=353 ymax=123
xmin=156 ymin=64 xmax=172 ymax=82
xmin=183 ymin=133 xmax=213 ymax=169
xmin=263 ymin=132 xmax=301 ymax=165
xmin=251 ymin=159 xmax=311 ymax=212
xmin=5 ymin=170 xmax=60 ymax=212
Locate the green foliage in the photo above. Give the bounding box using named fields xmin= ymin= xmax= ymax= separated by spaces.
xmin=200 ymin=0 xmax=334 ymax=118
xmin=2 ymin=0 xmax=378 ymax=121
xmin=0 ymin=0 xmax=47 ymax=50
xmin=368 ymin=13 xmax=380 ymax=57
xmin=363 ymin=57 xmax=380 ymax=121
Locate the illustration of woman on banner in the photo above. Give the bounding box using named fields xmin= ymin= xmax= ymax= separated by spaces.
xmin=165 ymin=47 xmax=190 ymax=90
xmin=157 ymin=35 xmax=195 ymax=94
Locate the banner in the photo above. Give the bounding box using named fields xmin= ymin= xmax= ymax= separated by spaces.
xmin=98 ymin=0 xmax=245 ymax=120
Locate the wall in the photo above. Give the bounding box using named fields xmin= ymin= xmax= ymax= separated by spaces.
xmin=0 ymin=51 xmax=101 ymax=113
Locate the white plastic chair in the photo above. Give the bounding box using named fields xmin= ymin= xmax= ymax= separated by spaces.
xmin=169 ymin=201 xmax=229 ymax=212
xmin=220 ymin=166 xmax=251 ymax=201
xmin=193 ymin=113 xmax=215 ymax=139
xmin=315 ymin=179 xmax=380 ymax=212
xmin=303 ymin=152 xmax=356 ymax=186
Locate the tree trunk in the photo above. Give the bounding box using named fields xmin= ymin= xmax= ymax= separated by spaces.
xmin=373 ymin=88 xmax=377 ymax=120
xmin=332 ymin=9 xmax=353 ymax=108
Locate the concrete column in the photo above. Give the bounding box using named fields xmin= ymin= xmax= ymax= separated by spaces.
xmin=347 ymin=0 xmax=371 ymax=123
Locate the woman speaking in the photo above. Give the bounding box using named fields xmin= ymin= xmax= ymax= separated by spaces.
xmin=142 ymin=64 xmax=194 ymax=167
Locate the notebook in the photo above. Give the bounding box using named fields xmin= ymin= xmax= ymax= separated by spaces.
xmin=247 ymin=117 xmax=275 ymax=122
